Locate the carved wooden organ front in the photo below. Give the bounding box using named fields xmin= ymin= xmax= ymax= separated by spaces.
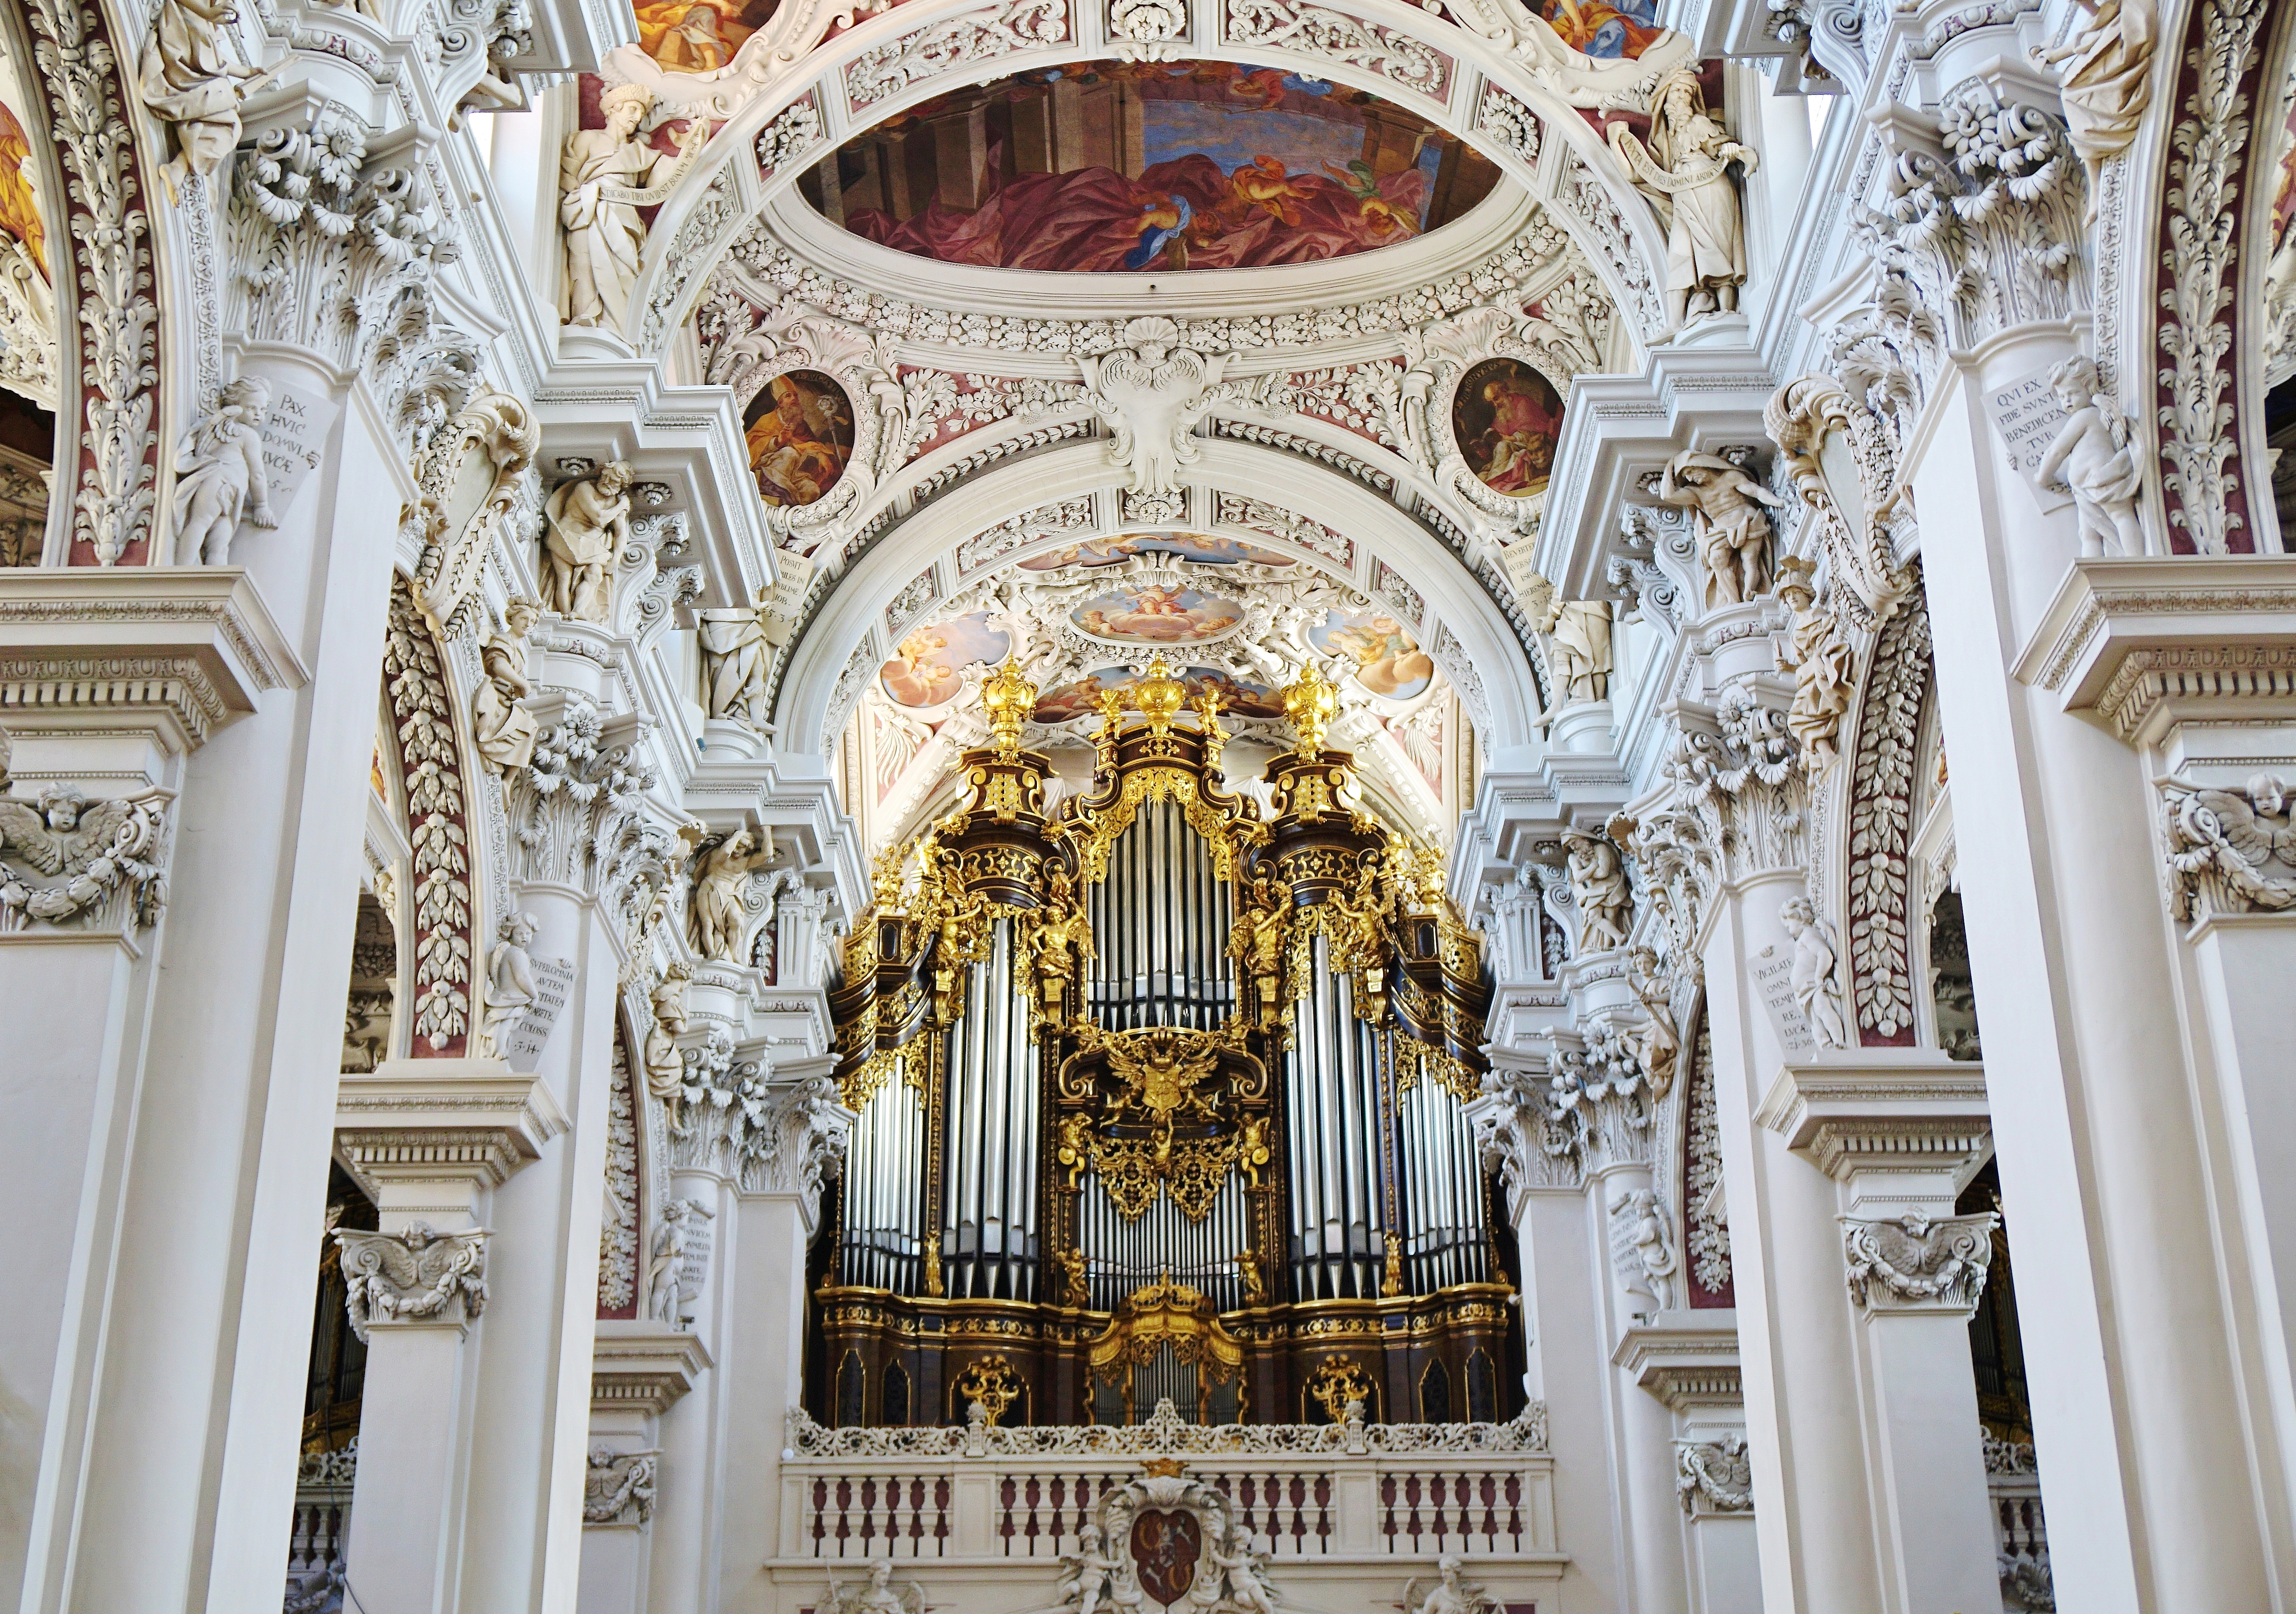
xmin=816 ymin=658 xmax=1510 ymax=1429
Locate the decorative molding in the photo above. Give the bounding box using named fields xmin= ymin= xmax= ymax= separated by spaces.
xmin=785 ymin=1395 xmax=1548 ymax=1457
xmin=25 ymin=0 xmax=161 ymax=566
xmin=639 ymin=167 xmax=739 ymax=353
xmin=409 ymin=390 xmax=542 ymax=643
xmin=583 ymin=1448 xmax=657 ymax=1526
xmin=599 ymin=1030 xmax=640 ymax=1315
xmin=1840 ymin=1211 xmax=1996 ymax=1313
xmin=843 ymin=0 xmax=1071 ymax=111
xmin=1845 ymin=587 xmax=1929 ymax=1042
xmin=592 ymin=1317 xmax=715 ymax=1415
xmin=1676 ymin=1434 xmax=1752 ymax=1515
xmin=334 ymin=1222 xmax=490 ymax=1339
xmin=1221 ymin=0 xmax=1452 ymax=101
xmin=2160 ymin=774 xmax=2296 ymax=923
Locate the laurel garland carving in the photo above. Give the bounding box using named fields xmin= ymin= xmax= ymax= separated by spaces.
xmin=25 ymin=0 xmax=160 ymax=566
xmin=2154 ymin=0 xmax=2270 ymax=554
xmin=599 ymin=1027 xmax=641 ymax=1314
xmin=1845 ymin=583 xmax=1928 ymax=1044
xmin=1683 ymin=1012 xmax=1730 ymax=1298
xmin=384 ymin=579 xmax=477 ymax=1056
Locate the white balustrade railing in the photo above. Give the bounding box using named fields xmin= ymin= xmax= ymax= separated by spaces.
xmin=776 ymin=1400 xmax=1557 ymax=1564
xmin=284 ymin=1441 xmax=355 ymax=1613
xmin=1984 ymin=1435 xmax=2051 ymax=1613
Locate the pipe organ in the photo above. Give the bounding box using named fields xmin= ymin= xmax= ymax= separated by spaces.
xmin=820 ymin=657 xmax=1508 ymax=1428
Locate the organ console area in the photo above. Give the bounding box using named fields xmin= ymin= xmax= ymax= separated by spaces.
xmin=815 ymin=655 xmax=1513 ymax=1430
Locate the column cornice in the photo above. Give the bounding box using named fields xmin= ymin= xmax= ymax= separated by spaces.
xmin=1756 ymin=1053 xmax=1991 ymax=1184
xmin=1612 ymin=1311 xmax=1742 ymax=1413
xmin=592 ymin=1319 xmax=715 ymax=1417
xmin=336 ymin=1058 xmax=571 ymax=1196
xmin=2012 ymin=555 xmax=2296 ymax=748
xmin=0 ymin=568 xmax=307 ymax=756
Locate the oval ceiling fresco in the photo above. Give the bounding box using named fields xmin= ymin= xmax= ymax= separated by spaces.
xmin=1308 ymin=609 xmax=1433 ymax=700
xmin=796 ymin=61 xmax=1505 ymax=273
xmin=1021 ymin=533 xmax=1294 ymax=570
xmin=1070 ymin=583 xmax=1245 ymax=645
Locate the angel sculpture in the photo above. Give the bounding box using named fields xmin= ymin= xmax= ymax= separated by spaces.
xmin=1404 ymin=1556 xmax=1500 ymax=1614
xmin=332 ymin=1221 xmax=488 ymax=1342
xmin=1779 ymin=897 xmax=1849 ymax=1049
xmin=822 ymin=1561 xmax=923 ymax=1614
xmin=2161 ymin=775 xmax=2296 ymax=920
xmin=1054 ymin=1521 xmax=1118 ymax=1614
xmin=1626 ymin=944 xmax=1680 ymax=1099
xmin=0 ymin=784 xmax=169 ymax=927
xmin=480 ymin=910 xmax=539 ymax=1059
xmin=1209 ymin=1527 xmax=1282 ymax=1614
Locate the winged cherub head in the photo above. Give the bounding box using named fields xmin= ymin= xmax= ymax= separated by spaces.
xmin=36 ymin=785 xmax=85 ymax=833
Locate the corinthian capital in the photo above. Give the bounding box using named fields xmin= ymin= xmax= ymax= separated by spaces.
xmin=1852 ymin=88 xmax=2087 ymax=355
xmin=672 ymin=1038 xmax=852 ymax=1213
xmin=507 ymin=700 xmax=679 ymax=937
xmin=1840 ymin=1211 xmax=1997 ymax=1313
xmin=1660 ymin=687 xmax=1807 ymax=885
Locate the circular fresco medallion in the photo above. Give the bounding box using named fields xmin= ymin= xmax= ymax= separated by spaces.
xmin=744 ymin=370 xmax=855 ymax=508
xmin=1454 ymin=356 xmax=1563 ymax=498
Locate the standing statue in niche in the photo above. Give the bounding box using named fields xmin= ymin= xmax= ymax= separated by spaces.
xmin=1531 ymin=594 xmax=1613 ymax=715
xmin=691 ymin=827 xmax=776 ymax=963
xmin=1626 ymin=943 xmax=1680 ymax=1099
xmin=1606 ymin=69 xmax=1757 ymax=327
xmin=1773 ymin=559 xmax=1856 ymax=774
xmin=1779 ymin=897 xmax=1849 ymax=1049
xmin=139 ymin=0 xmax=273 ymax=198
xmin=696 ymin=591 xmax=772 ymax=727
xmin=481 ymin=910 xmax=539 ymax=1060
xmin=644 ymin=1196 xmax=714 ymax=1325
xmin=1657 ymin=447 xmax=1786 ymax=609
xmin=540 ymin=461 xmax=635 ymax=622
xmin=2035 ymin=0 xmax=2157 ymax=211
xmin=473 ymin=597 xmax=543 ymax=780
xmin=2034 ymin=356 xmax=2144 ymax=558
xmin=1612 ymin=1186 xmax=1679 ymax=1310
xmin=171 ymin=377 xmax=277 ymax=565
xmin=1562 ymin=826 xmax=1631 ymax=954
xmin=559 ymin=84 xmax=705 ymax=330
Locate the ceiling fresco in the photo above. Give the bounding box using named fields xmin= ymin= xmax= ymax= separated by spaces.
xmin=796 ymin=61 xmax=1505 ymax=273
xmin=1021 ymin=534 xmax=1295 ymax=570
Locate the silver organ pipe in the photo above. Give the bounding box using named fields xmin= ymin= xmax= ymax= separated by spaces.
xmin=1086 ymin=799 xmax=1232 ymax=1030
xmin=1283 ymin=933 xmax=1388 ymax=1300
xmin=1396 ymin=1065 xmax=1489 ymax=1293
xmin=840 ymin=1062 xmax=926 ymax=1291
xmin=941 ymin=917 xmax=1040 ymax=1300
xmin=1080 ymin=1172 xmax=1249 ymax=1313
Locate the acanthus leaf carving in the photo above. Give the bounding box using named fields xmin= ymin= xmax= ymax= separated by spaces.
xmin=1765 ymin=374 xmax=1913 ymax=631
xmin=1221 ymin=0 xmax=1450 ymax=100
xmin=843 ymin=0 xmax=1071 ymax=110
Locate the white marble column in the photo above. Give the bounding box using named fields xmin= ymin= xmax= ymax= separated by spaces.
xmin=1615 ymin=1316 xmax=1754 ymax=1614
xmin=1913 ymin=320 xmax=2291 ymax=1605
xmin=1695 ymin=860 xmax=1880 ymax=1613
xmin=9 ymin=336 xmax=423 ymax=1612
xmin=1759 ymin=1053 xmax=1999 ymax=1614
xmin=1587 ymin=1156 xmax=1693 ymax=1614
xmin=335 ymin=1061 xmax=568 ymax=1613
xmin=583 ymin=1322 xmax=712 ymax=1614
xmin=0 ymin=571 xmax=299 ymax=1610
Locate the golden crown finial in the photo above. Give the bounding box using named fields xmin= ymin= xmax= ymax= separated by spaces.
xmin=979 ymin=657 xmax=1036 ymax=756
xmin=1282 ymin=660 xmax=1339 ymax=755
xmin=1132 ymin=654 xmax=1186 ymax=736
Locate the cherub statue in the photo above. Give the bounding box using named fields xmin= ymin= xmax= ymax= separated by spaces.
xmin=171 ymin=377 xmax=276 ymax=565
xmin=822 ymin=1560 xmax=922 ymax=1614
xmin=540 ymin=461 xmax=635 ymax=623
xmin=1606 ymin=69 xmax=1757 ymax=326
xmin=691 ymin=827 xmax=776 ymax=963
xmin=643 ymin=963 xmax=692 ymax=1108
xmin=2034 ymin=356 xmax=2143 ymax=557
xmin=1209 ymin=1526 xmax=1281 ymax=1614
xmin=1773 ymin=559 xmax=1855 ymax=774
xmin=333 ymin=1220 xmax=488 ymax=1341
xmin=1054 ymin=1521 xmax=1118 ymax=1614
xmin=480 ymin=910 xmax=539 ymax=1059
xmin=0 ymin=783 xmax=165 ymax=925
xmin=1403 ymin=1555 xmax=1499 ymax=1614
xmin=1227 ymin=872 xmax=1288 ymax=1020
xmin=1057 ymin=1245 xmax=1091 ymax=1306
xmin=1657 ymin=447 xmax=1786 ymax=609
xmin=559 ymin=84 xmax=706 ymax=329
xmin=1779 ymin=896 xmax=1848 ymax=1049
xmin=473 ymin=597 xmax=543 ymax=779
xmin=1032 ymin=862 xmax=1094 ymax=1009
xmin=1235 ymin=1247 xmax=1268 ymax=1306
xmin=1561 ymin=827 xmax=1631 ymax=954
